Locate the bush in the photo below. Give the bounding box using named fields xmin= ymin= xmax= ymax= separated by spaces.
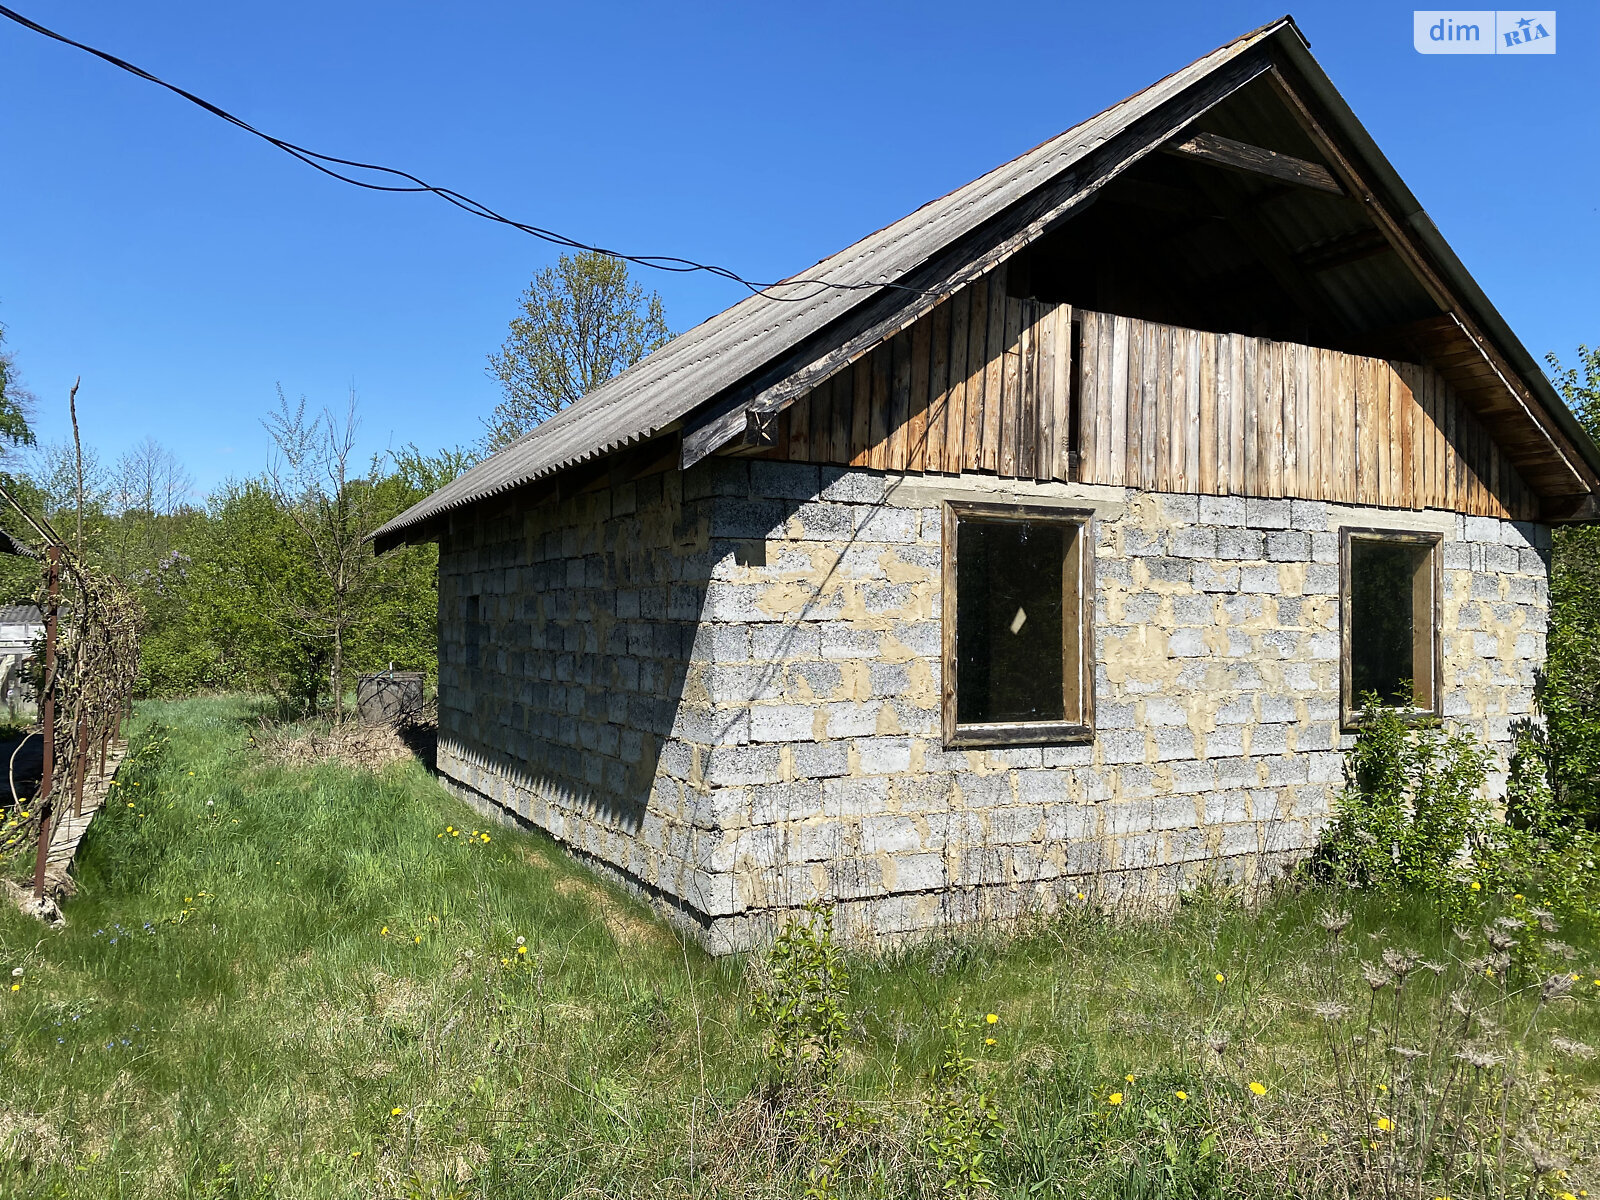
xmin=1316 ymin=696 xmax=1493 ymax=902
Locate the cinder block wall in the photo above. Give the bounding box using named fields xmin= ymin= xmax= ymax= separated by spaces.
xmin=436 ymin=464 xmax=734 ymax=926
xmin=437 ymin=457 xmax=1549 ymax=953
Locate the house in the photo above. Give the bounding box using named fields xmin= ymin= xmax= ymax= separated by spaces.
xmin=374 ymin=16 xmax=1600 ymax=952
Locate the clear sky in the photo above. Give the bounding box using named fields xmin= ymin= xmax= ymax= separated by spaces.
xmin=1 ymin=1 xmax=1595 ymax=498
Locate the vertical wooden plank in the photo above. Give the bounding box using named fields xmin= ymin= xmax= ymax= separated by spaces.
xmin=1033 ymin=303 xmax=1055 ymax=482
xmin=789 ymin=381 xmax=812 ymax=462
xmin=1264 ymin=339 xmax=1285 ymax=499
xmin=1110 ymin=314 xmax=1131 ymax=486
xmin=1353 ymin=356 xmax=1371 ymax=505
xmin=1076 ymin=309 xmax=1099 ymax=483
xmin=888 ymin=331 xmax=913 ymax=471
xmin=1153 ymin=324 xmax=1174 ymax=492
xmin=1054 ymin=303 xmax=1075 ymax=481
xmin=1241 ymin=335 xmax=1259 ymax=497
xmin=1444 ymin=374 xmax=1458 ymax=511
xmin=849 ymin=357 xmax=873 ymax=466
xmin=1305 ymin=346 xmax=1323 ymax=501
xmin=1433 ymin=371 xmax=1446 ymax=512
xmin=1378 ymin=356 xmax=1395 ymax=507
xmin=1197 ymin=330 xmax=1218 ymax=495
xmin=832 ymin=370 xmax=853 ymax=465
xmin=944 ymin=286 xmax=970 ymax=473
xmin=1337 ymin=348 xmax=1352 ymax=502
xmin=1008 ymin=297 xmax=1031 ymax=478
xmin=1140 ymin=321 xmax=1161 ymax=492
xmin=1280 ymin=340 xmax=1299 ymax=499
xmin=1094 ymin=311 xmax=1115 ymax=483
xmin=1295 ymin=343 xmax=1312 ymax=499
xmin=926 ymin=300 xmax=951 ymax=475
xmin=1183 ymin=330 xmax=1202 ymax=493
xmin=832 ymin=377 xmax=857 ymax=467
xmin=867 ymin=343 xmax=892 ymax=470
xmin=997 ymin=295 xmax=1023 ymax=477
xmin=1301 ymin=343 xmax=1315 ymax=499
xmin=1214 ymin=334 xmax=1232 ymax=495
xmin=964 ymin=276 xmax=989 ymax=472
xmin=1124 ymin=319 xmax=1145 ymax=490
xmin=907 ymin=315 xmax=932 ymax=473
xmin=1321 ymin=349 xmax=1337 ymax=504
xmin=979 ymin=275 xmax=1008 ymax=474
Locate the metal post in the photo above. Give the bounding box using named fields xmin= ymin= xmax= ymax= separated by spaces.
xmin=31 ymin=545 xmax=61 ymax=903
xmin=71 ymin=713 xmax=88 ymax=818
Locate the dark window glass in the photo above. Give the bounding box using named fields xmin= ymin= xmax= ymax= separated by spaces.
xmin=956 ymin=519 xmax=1066 ymax=724
xmin=1349 ymin=540 xmax=1422 ymax=706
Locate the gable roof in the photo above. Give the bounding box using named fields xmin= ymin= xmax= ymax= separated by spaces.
xmin=375 ymin=15 xmax=1600 ymax=550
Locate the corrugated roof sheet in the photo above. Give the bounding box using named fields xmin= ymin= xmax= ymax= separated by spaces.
xmin=373 ymin=17 xmax=1293 ymax=545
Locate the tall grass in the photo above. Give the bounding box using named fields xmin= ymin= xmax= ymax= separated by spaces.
xmin=1 ymin=696 xmax=1597 ymax=1198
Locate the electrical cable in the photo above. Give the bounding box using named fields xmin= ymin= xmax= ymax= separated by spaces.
xmin=0 ymin=3 xmax=933 ymax=302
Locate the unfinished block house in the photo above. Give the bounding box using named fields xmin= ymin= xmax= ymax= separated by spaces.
xmin=375 ymin=17 xmax=1600 ymax=951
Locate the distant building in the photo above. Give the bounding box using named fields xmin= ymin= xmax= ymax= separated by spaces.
xmin=376 ymin=17 xmax=1600 ymax=951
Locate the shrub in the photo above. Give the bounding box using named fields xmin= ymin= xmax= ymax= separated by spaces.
xmin=1317 ymin=696 xmax=1493 ymax=903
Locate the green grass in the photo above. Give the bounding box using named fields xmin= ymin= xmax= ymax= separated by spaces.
xmin=1 ymin=695 xmax=1598 ymax=1199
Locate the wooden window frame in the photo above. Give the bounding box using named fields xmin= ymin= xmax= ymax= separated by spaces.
xmin=1339 ymin=527 xmax=1443 ymax=731
xmin=941 ymin=500 xmax=1096 ymax=748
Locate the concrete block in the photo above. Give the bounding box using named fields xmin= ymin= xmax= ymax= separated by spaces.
xmin=1246 ymin=498 xmax=1292 ymax=529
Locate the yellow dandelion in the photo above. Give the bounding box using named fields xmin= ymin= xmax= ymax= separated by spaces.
xmin=481 ymin=833 xmax=490 ymax=843
xmin=1514 ymin=893 xmax=1524 ymax=901
xmin=380 ymin=927 xmax=389 ymax=936
xmin=1469 ymin=881 xmax=1481 ymax=891
xmin=1376 ymin=1117 xmax=1393 ymax=1132
xmin=984 ymin=1037 xmax=996 ymax=1046
xmin=1249 ymin=1081 xmax=1267 ymax=1096
xmin=351 ymin=1150 xmax=361 ymax=1159
xmin=1076 ymin=892 xmax=1086 ymax=900
xmin=1559 ymin=1193 xmax=1577 ymax=1200
xmin=1376 ymin=1083 xmax=1387 ymax=1093
xmin=9 ymin=983 xmax=19 ymax=993
xmin=500 ymin=957 xmax=509 ymax=965
xmin=390 ymin=1106 xmax=404 ymax=1117
xmin=1215 ymin=973 xmax=1225 ymax=984
xmin=1125 ymin=1073 xmax=1136 ymax=1084
xmin=1175 ymin=1090 xmax=1188 ymax=1101
xmin=450 ymin=830 xmax=459 ymax=838
xmin=986 ymin=1013 xmax=998 ymax=1025
xmin=1107 ymin=1092 xmax=1123 ymax=1106
xmin=413 ymin=936 xmax=421 ymax=944
xmin=516 ymin=945 xmax=527 ymax=956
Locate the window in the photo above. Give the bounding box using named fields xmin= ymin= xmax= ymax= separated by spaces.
xmin=942 ymin=502 xmax=1094 ymax=746
xmin=1340 ymin=528 xmax=1441 ymax=727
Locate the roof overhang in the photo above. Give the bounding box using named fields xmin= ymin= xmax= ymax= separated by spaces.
xmin=373 ymin=14 xmax=1600 ymax=550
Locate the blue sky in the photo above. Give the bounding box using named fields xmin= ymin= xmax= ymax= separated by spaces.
xmin=1 ymin=2 xmax=1595 ymax=498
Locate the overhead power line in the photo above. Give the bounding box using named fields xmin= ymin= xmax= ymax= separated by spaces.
xmin=0 ymin=4 xmax=926 ymax=303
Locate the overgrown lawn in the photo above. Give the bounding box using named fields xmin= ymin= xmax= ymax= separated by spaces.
xmin=1 ymin=696 xmax=1597 ymax=1198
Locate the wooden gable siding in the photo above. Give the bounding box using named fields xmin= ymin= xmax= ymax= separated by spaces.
xmin=758 ymin=277 xmax=1537 ymax=521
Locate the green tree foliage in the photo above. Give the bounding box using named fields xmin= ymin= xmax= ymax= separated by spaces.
xmin=0 ymin=320 xmax=36 ymax=452
xmin=2 ymin=393 xmax=471 ymax=712
xmin=1541 ymin=345 xmax=1600 ymax=825
xmin=484 ymin=251 xmax=670 ymax=448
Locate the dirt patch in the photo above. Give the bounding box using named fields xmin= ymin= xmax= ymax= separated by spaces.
xmin=254 ymin=719 xmax=422 ymax=772
xmin=552 ymin=874 xmax=672 ymax=950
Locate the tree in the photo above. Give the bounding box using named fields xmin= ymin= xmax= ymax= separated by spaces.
xmin=1539 ymin=345 xmax=1600 ymax=824
xmin=0 ymin=320 xmax=35 ymax=457
xmin=112 ymin=437 xmax=194 ymax=518
xmin=484 ymin=251 xmax=670 ymax=448
xmin=262 ymin=387 xmax=384 ymax=722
